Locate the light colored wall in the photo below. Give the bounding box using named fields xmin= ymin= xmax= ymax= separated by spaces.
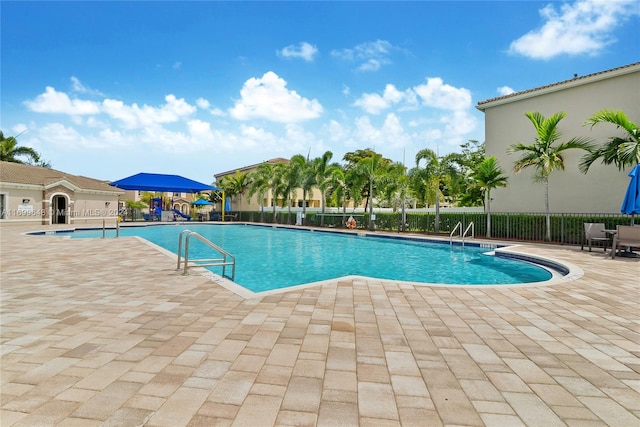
xmin=0 ymin=187 xmax=44 ymax=224
xmin=67 ymin=192 xmax=122 ymax=224
xmin=482 ymin=66 xmax=639 ymax=213
xmin=0 ymin=184 xmax=121 ymax=226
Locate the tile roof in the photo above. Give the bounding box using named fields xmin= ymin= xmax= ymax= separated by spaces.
xmin=214 ymin=157 xmax=290 ymax=178
xmin=0 ymin=161 xmax=123 ymax=193
xmin=477 ymin=62 xmax=640 ymax=108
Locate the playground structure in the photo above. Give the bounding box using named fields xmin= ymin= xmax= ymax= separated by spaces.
xmin=144 ymin=197 xmax=191 ymax=221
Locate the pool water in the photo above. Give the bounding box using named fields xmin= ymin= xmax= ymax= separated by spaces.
xmin=68 ymin=224 xmax=553 ymax=292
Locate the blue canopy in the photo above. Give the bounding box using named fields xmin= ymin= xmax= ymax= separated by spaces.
xmin=621 ymin=164 xmax=640 ymax=220
xmin=110 ymin=173 xmax=219 ymax=193
xmin=191 ymin=198 xmax=213 ymax=206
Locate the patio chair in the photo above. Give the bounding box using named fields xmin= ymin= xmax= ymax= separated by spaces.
xmin=581 ymin=222 xmax=610 ymax=252
xmin=611 ymin=225 xmax=640 ymax=259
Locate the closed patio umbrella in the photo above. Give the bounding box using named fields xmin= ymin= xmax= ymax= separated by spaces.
xmin=621 ymin=164 xmax=640 ymax=225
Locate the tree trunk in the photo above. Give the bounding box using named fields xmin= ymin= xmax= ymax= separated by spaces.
xmin=435 ymin=190 xmax=440 ymax=234
xmin=369 ymin=179 xmax=375 ymax=231
xmin=302 ymin=189 xmax=307 ymax=225
xmin=486 ymin=190 xmax=492 ymax=239
xmin=544 ymin=178 xmax=551 ymax=241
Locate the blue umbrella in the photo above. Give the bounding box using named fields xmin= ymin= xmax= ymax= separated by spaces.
xmin=225 ymin=197 xmax=232 ymax=212
xmin=621 ymin=164 xmax=640 ymax=225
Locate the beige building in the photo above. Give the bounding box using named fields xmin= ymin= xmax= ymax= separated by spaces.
xmin=215 ymin=158 xmax=321 ymax=212
xmin=0 ymin=161 xmax=123 ymax=225
xmin=476 ymin=62 xmax=639 ymax=214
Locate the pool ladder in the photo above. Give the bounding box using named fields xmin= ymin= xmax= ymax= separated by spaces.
xmin=449 ymin=222 xmax=474 ymax=246
xmin=177 ymin=230 xmax=236 ymax=280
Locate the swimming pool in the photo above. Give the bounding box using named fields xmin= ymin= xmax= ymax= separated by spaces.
xmin=63 ymin=224 xmax=554 ymax=292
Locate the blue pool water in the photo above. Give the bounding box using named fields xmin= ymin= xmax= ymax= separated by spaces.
xmin=65 ymin=224 xmax=553 ymax=292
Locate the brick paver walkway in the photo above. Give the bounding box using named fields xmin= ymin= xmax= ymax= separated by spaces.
xmin=1 ymin=224 xmax=638 ymax=426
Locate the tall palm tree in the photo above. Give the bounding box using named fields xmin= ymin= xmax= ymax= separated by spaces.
xmin=509 ymin=111 xmax=593 ymax=241
xmin=292 ymin=154 xmax=315 ymax=225
xmin=415 ymin=148 xmax=448 ymax=234
xmin=313 ymin=151 xmax=334 ymax=226
xmin=355 ymin=152 xmax=387 ymax=231
xmin=472 ymin=156 xmax=508 ymax=238
xmin=220 ymin=171 xmax=251 ymax=216
xmin=247 ymin=162 xmax=274 ymax=223
xmin=579 ymin=110 xmax=640 ymax=173
xmin=270 ymin=163 xmax=287 ymax=223
xmin=0 ymin=130 xmax=49 ymax=166
xmin=283 ymin=155 xmax=306 ymax=224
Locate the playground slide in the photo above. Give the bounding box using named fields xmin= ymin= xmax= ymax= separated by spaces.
xmin=172 ymin=209 xmax=191 ymax=220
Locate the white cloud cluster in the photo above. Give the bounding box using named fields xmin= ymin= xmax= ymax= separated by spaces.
xmin=332 ymin=40 xmax=402 ymax=72
xmin=498 ymin=86 xmax=515 ymax=96
xmin=25 ymin=86 xmax=101 ymax=115
xmin=509 ymin=0 xmax=638 ymax=59
xmin=229 ymin=71 xmax=323 ymax=123
xmin=355 ymin=78 xmax=471 ymax=114
xmin=70 ymin=76 xmax=105 ymax=97
xmin=278 ymin=42 xmax=318 ymax=62
xmin=102 ymin=95 xmax=196 ymax=128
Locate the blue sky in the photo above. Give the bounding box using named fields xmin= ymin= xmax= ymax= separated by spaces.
xmin=2 ymin=1 xmax=639 ymax=185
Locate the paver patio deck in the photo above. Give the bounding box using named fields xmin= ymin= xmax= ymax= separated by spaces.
xmin=1 ymin=223 xmax=638 ymax=426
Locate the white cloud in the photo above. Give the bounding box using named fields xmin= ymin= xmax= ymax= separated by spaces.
xmin=70 ymin=76 xmax=105 ymax=97
xmin=331 ymin=40 xmax=402 ymax=72
xmin=196 ymin=98 xmax=210 ymax=109
xmin=413 ymin=77 xmax=472 ymax=111
xmin=229 ymin=71 xmax=323 ymax=123
xmin=508 ymin=0 xmax=638 ymax=60
xmin=278 ymin=42 xmax=318 ymax=62
xmin=498 ymin=86 xmax=515 ymax=96
xmin=25 ymin=86 xmax=101 ymax=115
xmin=354 ymin=84 xmax=409 ymax=114
xmin=102 ymin=94 xmax=196 ymax=128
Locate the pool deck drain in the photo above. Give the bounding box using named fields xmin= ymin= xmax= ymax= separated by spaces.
xmin=1 ymin=224 xmax=639 ymax=426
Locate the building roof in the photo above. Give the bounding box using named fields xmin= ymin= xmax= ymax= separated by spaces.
xmin=0 ymin=161 xmax=123 ymax=193
xmin=214 ymin=157 xmax=290 ymax=179
xmin=476 ymin=62 xmax=640 ymax=110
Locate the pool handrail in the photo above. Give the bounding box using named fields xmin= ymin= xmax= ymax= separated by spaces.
xmin=177 ymin=230 xmax=236 ymax=280
xmin=450 ymin=222 xmax=462 ymax=245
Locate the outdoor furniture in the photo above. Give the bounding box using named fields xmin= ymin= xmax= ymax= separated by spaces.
xmin=610 ymin=225 xmax=640 ymax=259
xmin=581 ymin=222 xmax=610 ymax=252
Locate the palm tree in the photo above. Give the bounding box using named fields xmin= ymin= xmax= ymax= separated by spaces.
xmin=247 ymin=162 xmax=274 ymax=223
xmin=509 ymin=111 xmax=593 ymax=241
xmin=313 ymin=151 xmax=334 ymax=226
xmin=472 ymin=156 xmax=508 ymax=238
xmin=579 ymin=110 xmax=640 ymax=173
xmin=355 ymin=152 xmax=387 ymax=231
xmin=415 ymin=148 xmax=448 ymax=234
xmin=292 ymin=154 xmax=315 ymax=225
xmin=270 ymin=163 xmax=287 ymax=223
xmin=224 ymin=171 xmax=251 ymax=219
xmin=0 ymin=130 xmax=50 ymax=166
xmin=283 ymin=155 xmax=306 ymax=224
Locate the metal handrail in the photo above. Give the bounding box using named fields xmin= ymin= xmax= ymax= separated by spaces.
xmin=449 ymin=221 xmax=462 ymax=245
xmin=462 ymin=222 xmax=474 ymax=246
xmin=177 ymin=230 xmax=236 ymax=280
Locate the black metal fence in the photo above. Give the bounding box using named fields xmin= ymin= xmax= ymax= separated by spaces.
xmin=235 ymin=210 xmax=632 ymax=246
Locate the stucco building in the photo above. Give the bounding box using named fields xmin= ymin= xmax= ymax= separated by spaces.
xmin=0 ymin=161 xmax=123 ymax=225
xmin=214 ymin=158 xmax=317 ymax=212
xmin=476 ymin=62 xmax=639 ymax=214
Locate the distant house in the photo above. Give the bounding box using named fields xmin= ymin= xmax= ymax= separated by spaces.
xmin=214 ymin=158 xmax=296 ymax=212
xmin=476 ymin=62 xmax=639 ymax=214
xmin=0 ymin=161 xmax=123 ymax=225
